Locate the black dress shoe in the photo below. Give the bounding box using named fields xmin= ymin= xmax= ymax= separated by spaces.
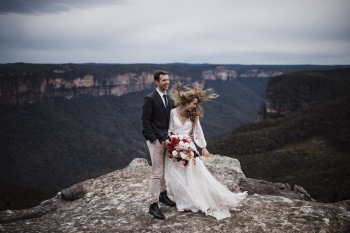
xmin=159 ymin=191 xmax=176 ymax=207
xmin=149 ymin=202 xmax=165 ymax=220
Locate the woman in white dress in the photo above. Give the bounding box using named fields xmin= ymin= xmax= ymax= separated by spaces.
xmin=165 ymin=82 xmax=247 ymax=220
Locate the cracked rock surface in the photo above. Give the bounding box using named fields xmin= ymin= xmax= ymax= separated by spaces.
xmin=1 ymin=155 xmax=349 ymax=232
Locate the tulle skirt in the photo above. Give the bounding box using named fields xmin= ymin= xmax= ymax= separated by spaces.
xmin=165 ymin=155 xmax=247 ymax=220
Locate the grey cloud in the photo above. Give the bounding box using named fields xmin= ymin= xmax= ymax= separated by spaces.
xmin=0 ymin=0 xmax=125 ymax=15
xmin=0 ymin=0 xmax=349 ymax=65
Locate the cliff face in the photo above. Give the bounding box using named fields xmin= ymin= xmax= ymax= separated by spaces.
xmin=258 ymin=68 xmax=350 ymax=120
xmin=2 ymin=64 xmax=348 ymax=106
xmin=0 ymin=64 xmax=284 ymax=105
xmin=0 ymin=156 xmax=348 ymax=232
xmin=0 ymin=69 xmax=155 ymax=105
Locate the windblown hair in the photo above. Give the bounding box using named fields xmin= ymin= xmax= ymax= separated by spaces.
xmin=169 ymin=81 xmax=218 ymax=127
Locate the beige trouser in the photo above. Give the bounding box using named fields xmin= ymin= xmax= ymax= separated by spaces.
xmin=146 ymin=140 xmax=167 ymax=204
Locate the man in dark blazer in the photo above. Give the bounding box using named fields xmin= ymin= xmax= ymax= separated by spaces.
xmin=142 ymin=70 xmax=176 ymax=220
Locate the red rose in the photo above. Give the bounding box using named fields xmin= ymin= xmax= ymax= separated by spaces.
xmin=171 ymin=137 xmax=179 ymax=144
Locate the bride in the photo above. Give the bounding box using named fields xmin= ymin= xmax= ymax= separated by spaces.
xmin=165 ymin=82 xmax=247 ymax=220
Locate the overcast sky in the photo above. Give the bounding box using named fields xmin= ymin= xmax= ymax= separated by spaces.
xmin=0 ymin=0 xmax=349 ymax=65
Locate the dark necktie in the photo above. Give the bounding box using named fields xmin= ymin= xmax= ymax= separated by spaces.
xmin=163 ymin=94 xmax=168 ymax=108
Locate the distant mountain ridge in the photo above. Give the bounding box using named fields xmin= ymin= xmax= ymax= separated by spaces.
xmin=0 ymin=63 xmax=346 ymax=105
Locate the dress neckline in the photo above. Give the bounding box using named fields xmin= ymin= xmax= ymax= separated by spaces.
xmin=175 ymin=107 xmax=189 ymax=126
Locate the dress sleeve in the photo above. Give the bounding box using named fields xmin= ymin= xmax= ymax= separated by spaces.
xmin=194 ymin=117 xmax=207 ymax=148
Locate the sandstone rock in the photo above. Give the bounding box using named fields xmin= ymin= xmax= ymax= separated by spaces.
xmin=202 ymin=154 xmax=246 ymax=192
xmin=240 ymin=178 xmax=313 ymax=201
xmin=0 ymin=156 xmax=349 ymax=232
xmin=61 ymin=180 xmax=95 ymax=201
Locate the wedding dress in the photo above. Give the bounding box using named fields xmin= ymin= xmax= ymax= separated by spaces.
xmin=165 ymin=108 xmax=247 ymax=220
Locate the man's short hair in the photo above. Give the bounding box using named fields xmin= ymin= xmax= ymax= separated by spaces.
xmin=154 ymin=70 xmax=168 ymax=81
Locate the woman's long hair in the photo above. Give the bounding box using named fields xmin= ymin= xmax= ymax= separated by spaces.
xmin=169 ymin=81 xmax=218 ymax=127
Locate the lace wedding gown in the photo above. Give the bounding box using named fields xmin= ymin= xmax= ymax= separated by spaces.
xmin=165 ymin=108 xmax=247 ymax=220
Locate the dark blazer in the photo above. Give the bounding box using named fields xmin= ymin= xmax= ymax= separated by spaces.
xmin=142 ymin=90 xmax=174 ymax=143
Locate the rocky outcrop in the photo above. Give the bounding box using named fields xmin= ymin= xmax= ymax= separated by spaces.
xmin=1 ymin=155 xmax=349 ymax=232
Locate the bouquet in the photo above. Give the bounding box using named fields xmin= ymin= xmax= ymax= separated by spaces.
xmin=166 ymin=132 xmax=199 ymax=167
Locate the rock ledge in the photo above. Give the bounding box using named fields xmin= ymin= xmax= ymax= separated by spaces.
xmin=0 ymin=156 xmax=349 ymax=232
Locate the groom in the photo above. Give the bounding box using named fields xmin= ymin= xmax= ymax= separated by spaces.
xmin=142 ymin=70 xmax=176 ymax=220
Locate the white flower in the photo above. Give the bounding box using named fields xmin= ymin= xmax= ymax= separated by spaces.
xmin=178 ymin=135 xmax=183 ymax=140
xmin=172 ymin=150 xmax=178 ymax=156
xmin=190 ymin=151 xmax=194 ymax=157
xmin=183 ymin=143 xmax=190 ymax=148
xmin=179 ymin=141 xmax=185 ymax=147
xmin=180 ymin=152 xmax=187 ymax=159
